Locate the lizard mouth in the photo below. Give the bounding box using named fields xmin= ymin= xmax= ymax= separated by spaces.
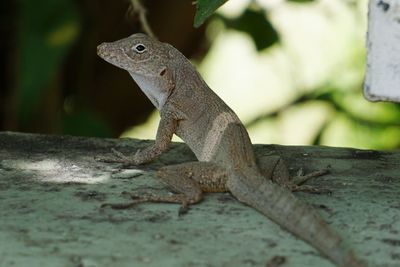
xmin=97 ymin=42 xmax=121 ymax=60
xmin=96 ymin=43 xmax=127 ymax=69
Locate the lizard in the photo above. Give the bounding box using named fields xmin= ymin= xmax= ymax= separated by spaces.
xmin=97 ymin=33 xmax=367 ymax=267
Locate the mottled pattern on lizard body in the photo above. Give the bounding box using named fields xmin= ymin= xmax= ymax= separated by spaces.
xmin=97 ymin=33 xmax=367 ymax=267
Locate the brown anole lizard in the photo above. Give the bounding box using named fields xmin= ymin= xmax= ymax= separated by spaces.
xmin=97 ymin=33 xmax=367 ymax=267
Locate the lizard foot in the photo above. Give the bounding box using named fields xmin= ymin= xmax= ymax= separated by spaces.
xmin=290 ymin=168 xmax=331 ymax=194
xmin=291 ymin=168 xmax=329 ymax=185
xmin=101 ymin=191 xmax=192 ymax=215
xmin=178 ymin=201 xmax=190 ymax=216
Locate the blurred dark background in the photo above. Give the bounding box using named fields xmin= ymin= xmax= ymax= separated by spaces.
xmin=1 ymin=0 xmax=208 ymax=137
xmin=1 ymin=0 xmax=399 ymax=149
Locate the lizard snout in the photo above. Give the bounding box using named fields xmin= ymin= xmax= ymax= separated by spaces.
xmin=96 ymin=42 xmax=108 ymax=57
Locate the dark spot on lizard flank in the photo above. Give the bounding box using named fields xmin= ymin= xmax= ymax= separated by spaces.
xmin=377 ymin=0 xmax=390 ymax=12
xmin=159 ymin=68 xmax=166 ymax=76
xmin=382 ymin=238 xmax=400 ymax=247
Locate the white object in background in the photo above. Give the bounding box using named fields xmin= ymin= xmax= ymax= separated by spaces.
xmin=364 ymin=0 xmax=400 ymax=102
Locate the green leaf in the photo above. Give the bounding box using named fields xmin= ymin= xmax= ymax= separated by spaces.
xmin=194 ymin=0 xmax=228 ymax=28
xmin=222 ymin=9 xmax=279 ymax=51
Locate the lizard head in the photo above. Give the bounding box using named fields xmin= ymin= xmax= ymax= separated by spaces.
xmin=97 ymin=33 xmax=175 ymax=110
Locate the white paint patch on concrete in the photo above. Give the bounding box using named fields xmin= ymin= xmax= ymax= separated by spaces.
xmin=364 ymin=0 xmax=400 ymax=102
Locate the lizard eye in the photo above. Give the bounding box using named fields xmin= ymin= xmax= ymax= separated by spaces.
xmin=133 ymin=44 xmax=146 ymax=53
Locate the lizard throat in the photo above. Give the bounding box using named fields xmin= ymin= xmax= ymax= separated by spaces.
xmin=129 ymin=72 xmax=168 ymax=110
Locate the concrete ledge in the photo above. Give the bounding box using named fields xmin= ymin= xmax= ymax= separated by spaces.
xmin=0 ymin=132 xmax=399 ymax=267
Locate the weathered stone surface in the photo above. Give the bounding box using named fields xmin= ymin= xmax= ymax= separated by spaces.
xmin=0 ymin=132 xmax=399 ymax=267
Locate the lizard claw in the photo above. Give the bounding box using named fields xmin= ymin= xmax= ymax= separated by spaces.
xmin=296 ymin=168 xmax=305 ymax=177
xmin=178 ymin=201 xmax=190 ymax=216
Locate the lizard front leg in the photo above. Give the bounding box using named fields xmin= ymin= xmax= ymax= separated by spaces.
xmin=129 ymin=111 xmax=177 ymax=165
xmin=100 ymin=111 xmax=178 ymax=166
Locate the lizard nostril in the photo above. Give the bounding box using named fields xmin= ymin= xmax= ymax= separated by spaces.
xmin=97 ymin=45 xmax=103 ymax=56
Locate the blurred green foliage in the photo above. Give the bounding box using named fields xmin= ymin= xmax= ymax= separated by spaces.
xmin=15 ymin=0 xmax=113 ymax=137
xmin=287 ymin=0 xmax=315 ymax=3
xmin=220 ymin=9 xmax=279 ymax=51
xmin=9 ymin=0 xmax=400 ymax=149
xmin=195 ymin=0 xmax=399 ymax=149
xmin=194 ymin=0 xmax=228 ymax=27
xmin=16 ymin=0 xmax=80 ymax=124
xmin=294 ymin=87 xmax=400 ymax=148
xmin=193 ymin=0 xmax=316 ymax=28
xmin=62 ymin=111 xmax=113 ymax=137
xmin=195 ymin=1 xmax=279 ymax=51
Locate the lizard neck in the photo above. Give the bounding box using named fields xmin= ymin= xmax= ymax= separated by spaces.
xmin=170 ymin=58 xmax=210 ymax=101
xmin=129 ymin=72 xmax=169 ymax=110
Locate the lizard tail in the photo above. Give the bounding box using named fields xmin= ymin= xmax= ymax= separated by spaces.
xmin=227 ymin=170 xmax=367 ymax=267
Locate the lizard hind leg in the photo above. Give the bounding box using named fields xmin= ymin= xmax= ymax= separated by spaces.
xmin=290 ymin=168 xmax=331 ymax=193
xmin=257 ymin=155 xmax=330 ymax=194
xmin=103 ymin=161 xmax=229 ymax=215
xmin=156 ymin=161 xmax=229 ymax=214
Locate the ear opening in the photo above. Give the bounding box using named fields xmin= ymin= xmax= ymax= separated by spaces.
xmin=159 ymin=67 xmax=167 ymax=76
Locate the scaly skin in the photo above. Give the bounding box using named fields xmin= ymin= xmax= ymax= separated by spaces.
xmin=97 ymin=33 xmax=367 ymax=267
